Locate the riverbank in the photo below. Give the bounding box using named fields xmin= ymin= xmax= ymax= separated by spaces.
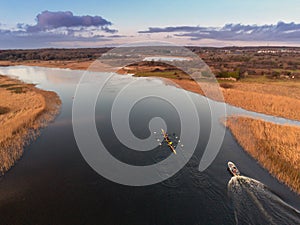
xmin=130 ymin=70 xmax=300 ymax=121
xmin=0 ymin=75 xmax=61 ymax=174
xmin=2 ymin=60 xmax=300 ymax=121
xmin=220 ymin=81 xmax=300 ymax=121
xmin=0 ymin=60 xmax=92 ymax=71
xmin=226 ymin=116 xmax=300 ymax=194
xmin=167 ymin=78 xmax=300 ymax=120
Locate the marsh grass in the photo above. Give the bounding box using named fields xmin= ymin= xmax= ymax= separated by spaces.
xmin=122 ymin=63 xmax=300 ymax=121
xmin=0 ymin=75 xmax=61 ymax=174
xmin=223 ymin=89 xmax=300 ymax=121
xmin=226 ymin=116 xmax=300 ymax=194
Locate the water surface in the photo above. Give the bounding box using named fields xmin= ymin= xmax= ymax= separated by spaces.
xmin=0 ymin=66 xmax=299 ymax=225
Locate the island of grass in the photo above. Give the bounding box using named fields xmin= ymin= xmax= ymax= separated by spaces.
xmin=0 ymin=75 xmax=61 ymax=174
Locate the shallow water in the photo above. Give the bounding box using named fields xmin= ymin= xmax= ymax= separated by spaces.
xmin=0 ymin=66 xmax=299 ymax=225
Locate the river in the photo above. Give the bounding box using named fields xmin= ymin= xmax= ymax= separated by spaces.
xmin=0 ymin=66 xmax=299 ymax=225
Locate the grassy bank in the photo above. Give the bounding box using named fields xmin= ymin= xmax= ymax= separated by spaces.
xmin=0 ymin=60 xmax=92 ymax=71
xmin=165 ymin=76 xmax=300 ymax=121
xmin=120 ymin=63 xmax=300 ymax=121
xmin=0 ymin=75 xmax=61 ymax=174
xmin=226 ymin=116 xmax=300 ymax=194
xmin=2 ymin=59 xmax=300 ymax=121
xmin=221 ymin=83 xmax=300 ymax=121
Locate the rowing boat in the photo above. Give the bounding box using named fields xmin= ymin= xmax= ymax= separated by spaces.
xmin=161 ymin=129 xmax=177 ymax=154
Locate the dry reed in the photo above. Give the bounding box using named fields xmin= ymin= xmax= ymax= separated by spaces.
xmin=0 ymin=75 xmax=61 ymax=174
xmin=226 ymin=116 xmax=300 ymax=194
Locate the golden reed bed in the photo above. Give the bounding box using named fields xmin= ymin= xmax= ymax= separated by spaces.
xmin=0 ymin=75 xmax=61 ymax=174
xmin=221 ymin=82 xmax=300 ymax=121
xmin=226 ymin=116 xmax=300 ymax=194
xmin=169 ymin=78 xmax=300 ymax=121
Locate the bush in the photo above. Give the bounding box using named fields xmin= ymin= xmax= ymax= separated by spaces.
xmin=220 ymin=83 xmax=234 ymax=89
xmin=217 ymin=69 xmax=240 ymax=79
xmin=0 ymin=106 xmax=10 ymax=115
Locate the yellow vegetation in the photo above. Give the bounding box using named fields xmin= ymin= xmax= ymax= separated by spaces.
xmin=221 ymin=82 xmax=300 ymax=121
xmin=226 ymin=116 xmax=300 ymax=194
xmin=0 ymin=75 xmax=61 ymax=174
xmin=168 ymin=79 xmax=300 ymax=121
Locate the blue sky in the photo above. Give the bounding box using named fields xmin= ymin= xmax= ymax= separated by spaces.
xmin=0 ymin=0 xmax=300 ymax=48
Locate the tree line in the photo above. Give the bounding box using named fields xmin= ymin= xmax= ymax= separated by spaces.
xmin=0 ymin=48 xmax=112 ymax=61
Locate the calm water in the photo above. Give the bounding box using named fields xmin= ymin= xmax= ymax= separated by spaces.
xmin=0 ymin=66 xmax=299 ymax=225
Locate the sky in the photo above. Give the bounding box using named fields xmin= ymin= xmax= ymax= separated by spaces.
xmin=0 ymin=0 xmax=300 ymax=48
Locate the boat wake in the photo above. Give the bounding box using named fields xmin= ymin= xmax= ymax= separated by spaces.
xmin=228 ymin=176 xmax=300 ymax=225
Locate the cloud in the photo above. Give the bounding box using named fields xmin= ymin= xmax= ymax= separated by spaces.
xmin=26 ymin=11 xmax=117 ymax=33
xmin=0 ymin=11 xmax=121 ymax=48
xmin=139 ymin=22 xmax=300 ymax=43
xmin=138 ymin=26 xmax=208 ymax=33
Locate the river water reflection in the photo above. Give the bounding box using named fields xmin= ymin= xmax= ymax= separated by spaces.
xmin=0 ymin=66 xmax=299 ymax=225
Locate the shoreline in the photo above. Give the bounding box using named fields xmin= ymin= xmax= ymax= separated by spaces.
xmin=226 ymin=116 xmax=300 ymax=194
xmin=0 ymin=60 xmax=92 ymax=71
xmin=0 ymin=75 xmax=61 ymax=174
xmin=1 ymin=60 xmax=300 ymax=122
xmin=120 ymin=63 xmax=300 ymax=121
xmin=1 ymin=60 xmax=300 ymax=194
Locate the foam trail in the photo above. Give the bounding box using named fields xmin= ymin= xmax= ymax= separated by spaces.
xmin=228 ymin=176 xmax=300 ymax=225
